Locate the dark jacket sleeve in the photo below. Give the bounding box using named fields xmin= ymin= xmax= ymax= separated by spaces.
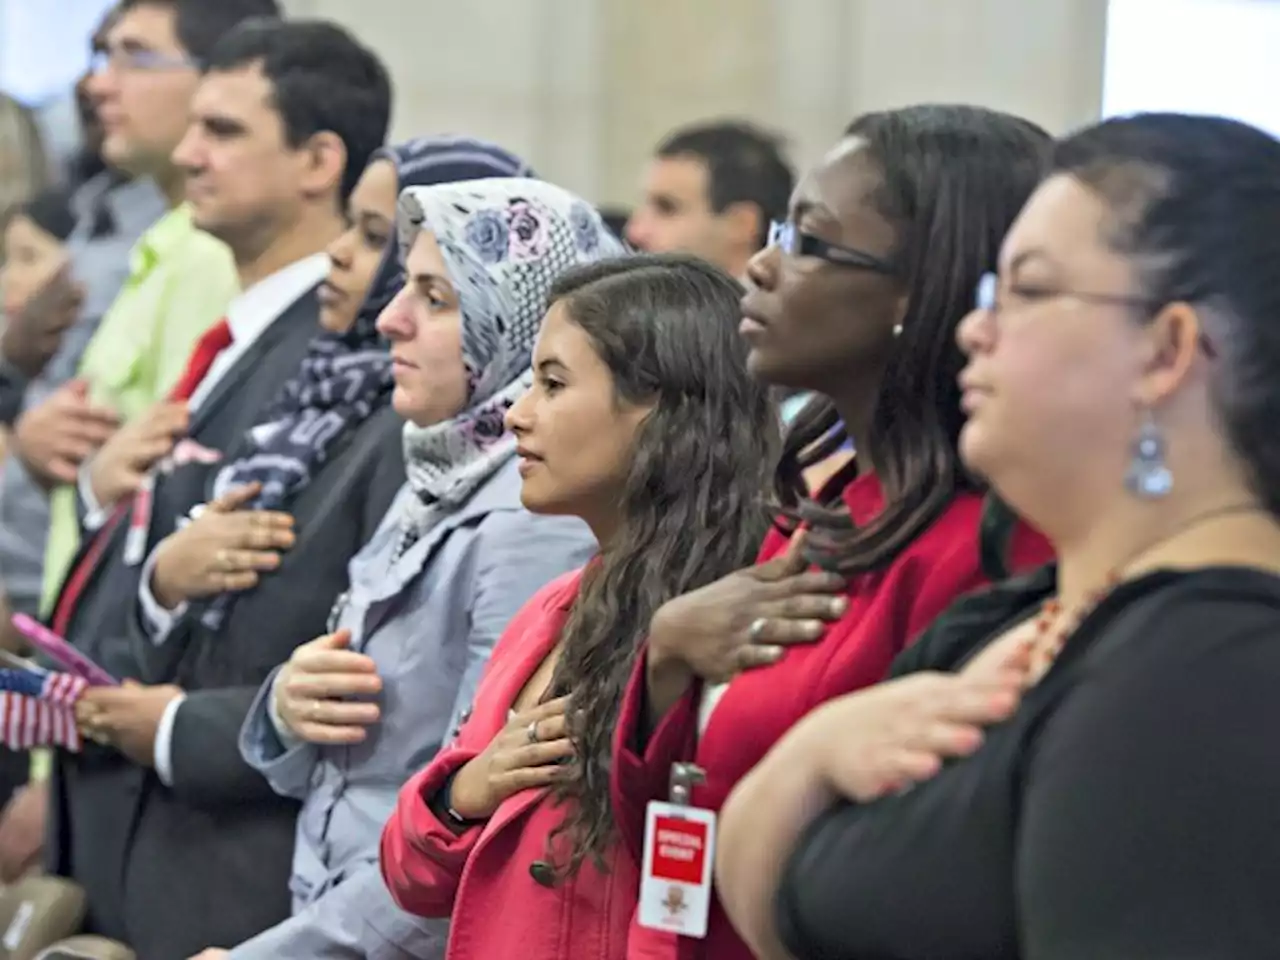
xmin=167 ymin=686 xmax=280 ymax=805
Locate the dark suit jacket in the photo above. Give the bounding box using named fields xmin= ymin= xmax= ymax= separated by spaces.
xmin=46 ymin=286 xmax=405 ymax=960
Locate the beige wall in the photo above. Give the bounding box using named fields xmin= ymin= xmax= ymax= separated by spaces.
xmin=281 ymin=0 xmax=1107 ymax=206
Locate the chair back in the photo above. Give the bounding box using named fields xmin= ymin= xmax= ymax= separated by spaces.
xmin=0 ymin=876 xmax=86 ymax=960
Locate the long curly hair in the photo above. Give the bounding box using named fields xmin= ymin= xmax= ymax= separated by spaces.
xmin=775 ymin=106 xmax=1051 ymax=574
xmin=543 ymin=253 xmax=778 ymax=872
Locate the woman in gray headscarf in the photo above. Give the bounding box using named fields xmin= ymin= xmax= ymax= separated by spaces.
xmin=220 ymin=178 xmax=623 ymax=959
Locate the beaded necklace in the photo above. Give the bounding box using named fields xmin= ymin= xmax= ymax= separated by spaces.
xmin=1026 ymin=502 xmax=1265 ymax=678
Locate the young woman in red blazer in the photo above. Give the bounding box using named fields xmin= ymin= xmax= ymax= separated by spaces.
xmin=380 ymin=254 xmax=779 ymax=959
xmin=611 ymin=105 xmax=1058 ymax=960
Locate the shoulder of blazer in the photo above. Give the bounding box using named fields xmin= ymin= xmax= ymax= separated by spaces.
xmin=321 ymin=405 xmax=404 ymax=492
xmin=353 ymin=404 xmax=405 ymax=455
xmin=264 ymin=286 xmax=322 ymax=348
xmin=186 ymin=288 xmax=322 ymax=433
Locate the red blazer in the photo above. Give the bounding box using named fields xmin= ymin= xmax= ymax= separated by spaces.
xmin=381 ymin=568 xmax=647 ymax=960
xmin=611 ymin=477 xmax=1053 ymax=960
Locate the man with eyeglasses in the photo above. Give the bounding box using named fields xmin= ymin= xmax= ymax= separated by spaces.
xmin=16 ymin=0 xmax=280 ymax=626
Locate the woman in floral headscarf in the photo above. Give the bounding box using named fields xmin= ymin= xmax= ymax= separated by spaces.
xmin=212 ymin=178 xmax=615 ymax=960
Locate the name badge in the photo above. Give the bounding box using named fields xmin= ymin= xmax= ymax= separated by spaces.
xmin=638 ymin=763 xmax=716 ymax=938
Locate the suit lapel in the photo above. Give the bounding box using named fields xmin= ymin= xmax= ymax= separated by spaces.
xmin=186 ymin=286 xmax=319 ymax=437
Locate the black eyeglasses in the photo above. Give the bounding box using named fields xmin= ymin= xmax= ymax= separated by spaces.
xmin=975 ymin=272 xmax=1218 ymax=358
xmin=768 ymin=220 xmax=896 ymax=275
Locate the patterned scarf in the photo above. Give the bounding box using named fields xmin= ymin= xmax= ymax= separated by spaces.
xmin=203 ymin=137 xmax=534 ymax=629
xmin=394 ymin=178 xmax=627 ymax=551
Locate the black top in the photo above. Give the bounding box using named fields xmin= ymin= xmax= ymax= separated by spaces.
xmin=777 ymin=565 xmax=1280 ymax=960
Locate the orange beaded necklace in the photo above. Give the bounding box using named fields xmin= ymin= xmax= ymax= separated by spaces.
xmin=1026 ymin=502 xmax=1265 ymax=677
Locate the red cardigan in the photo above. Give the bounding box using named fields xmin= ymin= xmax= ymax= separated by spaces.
xmin=611 ymin=476 xmax=1052 ymax=960
xmin=381 ymin=568 xmax=647 ymax=960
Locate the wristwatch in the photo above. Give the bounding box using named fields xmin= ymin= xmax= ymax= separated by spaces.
xmin=436 ymin=769 xmax=483 ymax=827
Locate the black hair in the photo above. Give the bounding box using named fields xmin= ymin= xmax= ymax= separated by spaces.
xmin=779 ymin=104 xmax=1052 ymax=576
xmin=1052 ymin=113 xmax=1280 ymax=517
xmin=116 ymin=0 xmax=282 ymax=62
xmin=596 ymin=206 xmax=631 ymax=243
xmin=657 ymin=121 xmax=794 ymax=247
xmin=543 ymin=253 xmax=778 ymax=873
xmin=15 ymin=190 xmax=77 ymax=242
xmin=203 ymin=18 xmax=392 ymax=201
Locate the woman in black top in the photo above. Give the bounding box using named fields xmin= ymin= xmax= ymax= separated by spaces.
xmin=714 ymin=112 xmax=1280 ymax=960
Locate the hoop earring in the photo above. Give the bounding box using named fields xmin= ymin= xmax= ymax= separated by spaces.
xmin=1124 ymin=409 xmax=1173 ymax=499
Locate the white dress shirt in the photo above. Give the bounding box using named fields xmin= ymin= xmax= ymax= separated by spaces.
xmin=141 ymin=252 xmax=328 ymax=785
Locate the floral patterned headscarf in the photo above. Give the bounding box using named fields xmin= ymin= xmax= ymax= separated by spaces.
xmin=394 ymin=178 xmax=626 ymax=543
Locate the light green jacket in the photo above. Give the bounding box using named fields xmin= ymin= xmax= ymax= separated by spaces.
xmin=40 ymin=205 xmax=239 ymax=613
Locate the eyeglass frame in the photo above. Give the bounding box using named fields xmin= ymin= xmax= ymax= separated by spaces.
xmin=768 ymin=220 xmax=897 ymax=275
xmin=89 ymin=46 xmax=200 ymax=76
xmin=974 ymin=271 xmax=1218 ymax=358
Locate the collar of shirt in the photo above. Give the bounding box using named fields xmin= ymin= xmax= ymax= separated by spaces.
xmin=184 ymin=251 xmax=329 ymax=411
xmin=224 ymin=252 xmax=329 ymax=346
xmin=70 ymin=172 xmax=166 ymax=243
xmin=127 ymin=204 xmax=199 ymax=281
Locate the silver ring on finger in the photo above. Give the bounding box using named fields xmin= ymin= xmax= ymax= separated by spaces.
xmin=747 ymin=617 xmax=769 ymax=641
xmin=526 ymin=720 xmax=539 ymax=744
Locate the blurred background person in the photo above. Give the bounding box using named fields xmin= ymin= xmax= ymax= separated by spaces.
xmin=0 ymin=2 xmax=168 ymax=652
xmin=0 ymin=92 xmax=52 ymax=227
xmin=625 ymin=120 xmax=792 ymax=282
xmin=1 ymin=190 xmax=78 ymax=335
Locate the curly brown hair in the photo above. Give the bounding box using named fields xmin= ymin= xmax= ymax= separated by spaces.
xmin=542 ymin=253 xmax=779 ymax=873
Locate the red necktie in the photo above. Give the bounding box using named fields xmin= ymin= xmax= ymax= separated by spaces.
xmin=50 ymin=318 xmax=235 ymax=637
xmin=168 ymin=318 xmax=233 ymax=402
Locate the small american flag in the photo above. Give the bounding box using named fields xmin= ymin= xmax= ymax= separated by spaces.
xmin=0 ymin=668 xmax=88 ymax=751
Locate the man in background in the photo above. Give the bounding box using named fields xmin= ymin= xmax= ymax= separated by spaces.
xmin=13 ymin=0 xmax=281 ymax=618
xmin=625 ymin=119 xmax=793 ymax=280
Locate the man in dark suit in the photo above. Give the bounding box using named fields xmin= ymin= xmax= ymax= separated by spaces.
xmin=41 ymin=16 xmax=396 ymax=959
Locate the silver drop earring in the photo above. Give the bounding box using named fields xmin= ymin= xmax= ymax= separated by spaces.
xmin=892 ymin=323 xmax=903 ymax=338
xmin=1124 ymin=409 xmax=1173 ymax=499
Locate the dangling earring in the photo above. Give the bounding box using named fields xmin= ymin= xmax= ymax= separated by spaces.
xmin=892 ymin=323 xmax=903 ymax=338
xmin=1125 ymin=408 xmax=1173 ymax=499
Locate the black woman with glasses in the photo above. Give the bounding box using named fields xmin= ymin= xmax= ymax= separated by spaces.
xmin=612 ymin=104 xmax=1056 ymax=960
xmin=717 ymin=111 xmax=1280 ymax=960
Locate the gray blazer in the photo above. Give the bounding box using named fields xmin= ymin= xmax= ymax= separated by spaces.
xmin=231 ymin=458 xmax=596 ymax=959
